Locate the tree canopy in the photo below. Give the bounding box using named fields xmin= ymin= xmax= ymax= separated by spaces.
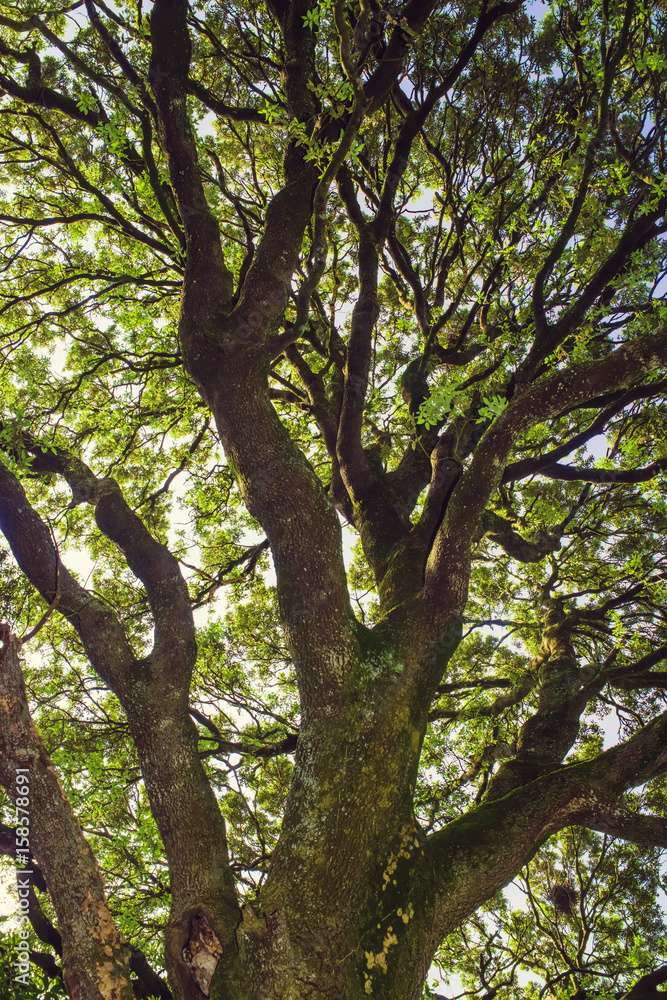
xmin=0 ymin=0 xmax=666 ymax=998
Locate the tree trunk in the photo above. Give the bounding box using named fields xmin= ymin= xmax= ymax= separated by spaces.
xmin=211 ymin=677 xmax=434 ymax=1000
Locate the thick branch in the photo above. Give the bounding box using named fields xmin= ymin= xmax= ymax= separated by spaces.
xmin=0 ymin=634 xmax=134 ymax=1000
xmin=622 ymin=965 xmax=667 ymax=999
xmin=422 ymin=330 xmax=667 ymax=630
xmin=0 ymin=459 xmax=239 ymax=999
xmin=150 ymin=0 xmax=234 ymax=343
xmin=187 ymin=78 xmax=265 ymax=123
xmin=333 ymin=0 xmax=526 ymax=581
xmin=148 ymin=5 xmax=360 ymax=721
xmin=22 ymin=442 xmax=196 ymax=692
xmin=0 ymin=823 xmax=173 ymax=999
xmin=537 ymin=458 xmax=667 ymax=484
xmin=0 ymin=47 xmax=102 ymax=126
xmin=415 ymin=708 xmax=667 ymax=964
xmin=606 ymin=644 xmax=667 ymax=689
xmin=224 ymin=1 xmax=319 ymax=351
xmin=585 ymin=803 xmax=667 ymax=848
xmin=483 ymin=605 xmax=601 ymax=799
xmin=0 ymin=459 xmax=136 ymax=700
xmin=502 ymin=380 xmax=667 ymax=483
xmin=474 ymin=509 xmax=561 ymax=563
xmin=336 ymin=169 xmax=409 ymax=578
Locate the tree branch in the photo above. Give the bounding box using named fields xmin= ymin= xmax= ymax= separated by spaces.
xmin=0 ymin=633 xmax=134 ymax=1000
xmin=0 ymin=458 xmax=240 ymax=998
xmin=414 ymin=708 xmax=667 ymax=968
xmin=502 ymin=381 xmax=667 ymax=484
xmin=149 ymin=0 xmax=234 ymax=345
xmin=536 ymin=458 xmax=667 ymax=484
xmin=474 ymin=509 xmax=561 ymax=563
xmin=584 ymin=802 xmax=667 ymax=849
xmin=6 ymin=436 xmax=195 ymax=682
xmin=421 ymin=330 xmax=667 ymax=642
xmin=0 ymin=459 xmax=136 ymax=700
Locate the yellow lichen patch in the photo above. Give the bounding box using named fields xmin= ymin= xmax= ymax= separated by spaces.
xmin=381 ymin=852 xmax=397 ymax=890
xmin=381 ymin=823 xmax=418 ymax=890
xmin=364 ymin=927 xmax=399 ymax=973
xmin=318 ymin=791 xmax=335 ymax=811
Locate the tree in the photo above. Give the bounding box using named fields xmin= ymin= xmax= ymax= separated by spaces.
xmin=0 ymin=0 xmax=666 ymax=997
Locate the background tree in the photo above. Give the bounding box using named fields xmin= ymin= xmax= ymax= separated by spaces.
xmin=0 ymin=0 xmax=666 ymax=999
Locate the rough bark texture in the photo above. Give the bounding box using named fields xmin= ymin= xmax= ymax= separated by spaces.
xmin=0 ymin=633 xmax=134 ymax=1000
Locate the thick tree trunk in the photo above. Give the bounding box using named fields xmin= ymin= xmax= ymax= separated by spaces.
xmin=208 ymin=670 xmax=436 ymax=1000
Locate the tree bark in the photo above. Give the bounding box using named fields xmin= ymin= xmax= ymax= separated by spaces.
xmin=0 ymin=632 xmax=134 ymax=1000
